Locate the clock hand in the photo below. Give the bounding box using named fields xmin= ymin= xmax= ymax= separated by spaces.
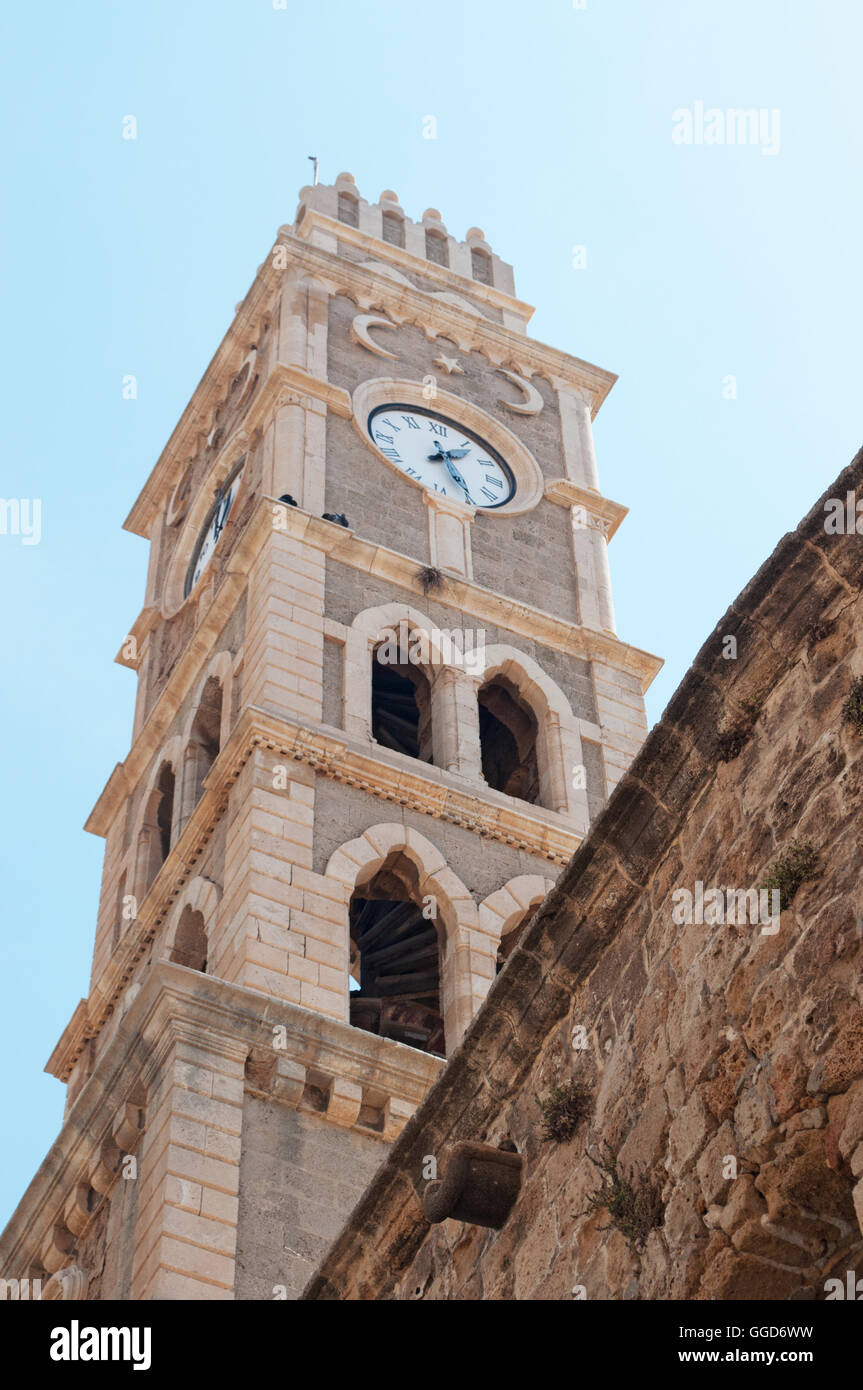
xmin=444 ymin=458 xmax=474 ymax=506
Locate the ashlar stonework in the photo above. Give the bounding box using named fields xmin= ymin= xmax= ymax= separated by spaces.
xmin=305 ymin=447 xmax=863 ymax=1302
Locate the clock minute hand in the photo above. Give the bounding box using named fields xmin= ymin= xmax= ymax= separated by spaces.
xmin=444 ymin=458 xmax=475 ymax=506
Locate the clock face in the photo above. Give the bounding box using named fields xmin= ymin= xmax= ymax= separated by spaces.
xmin=184 ymin=462 xmax=245 ymax=597
xmin=367 ymin=405 xmax=515 ymax=508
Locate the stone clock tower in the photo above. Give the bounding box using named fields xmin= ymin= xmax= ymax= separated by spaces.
xmin=0 ymin=174 xmax=661 ymax=1301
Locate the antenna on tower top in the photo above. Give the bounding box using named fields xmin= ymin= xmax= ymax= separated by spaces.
xmin=308 ymin=155 xmax=319 ymax=186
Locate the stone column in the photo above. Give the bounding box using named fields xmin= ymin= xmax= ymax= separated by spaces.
xmin=432 ymin=666 xmax=482 ymax=777
xmin=570 ymin=509 xmax=617 ymax=636
xmin=555 ymin=381 xmax=601 ymax=491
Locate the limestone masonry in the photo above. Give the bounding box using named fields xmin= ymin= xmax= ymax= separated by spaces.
xmin=306 ymin=447 xmax=863 ymax=1301
xmin=0 ymin=177 xmax=660 ymax=1299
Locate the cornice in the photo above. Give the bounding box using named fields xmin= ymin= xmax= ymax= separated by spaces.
xmin=294 ymin=207 xmax=535 ymax=320
xmin=3 ymin=963 xmax=441 ymax=1276
xmin=122 ymin=229 xmax=618 ymax=539
xmin=543 ymin=479 xmax=629 ymax=540
xmin=90 ymin=496 xmax=662 ymax=834
xmin=67 ymin=702 xmax=584 ymax=1079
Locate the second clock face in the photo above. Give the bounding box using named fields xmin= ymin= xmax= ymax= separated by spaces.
xmin=367 ymin=405 xmax=516 ymax=508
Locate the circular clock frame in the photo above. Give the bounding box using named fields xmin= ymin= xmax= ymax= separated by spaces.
xmin=160 ymin=440 xmax=250 ymax=619
xmin=351 ymin=378 xmax=545 ymax=516
xmin=366 ymin=403 xmax=516 ymax=510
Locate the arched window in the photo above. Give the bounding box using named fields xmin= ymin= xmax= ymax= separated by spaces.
xmin=496 ymin=899 xmax=543 ymax=973
xmin=181 ymin=677 xmax=222 ymax=831
xmin=382 ymin=210 xmax=405 ymax=247
xmin=112 ymin=871 xmax=127 ymax=950
xmin=425 ymin=228 xmax=449 ymax=267
xmin=137 ymin=761 xmax=176 ymax=899
xmin=337 ymin=192 xmax=359 ymax=227
xmin=478 ymin=677 xmax=540 ymax=804
xmin=471 ymin=247 xmax=493 ymax=285
xmin=169 ymin=906 xmax=208 ymax=973
xmin=348 ymin=852 xmax=444 ymax=1056
xmin=371 ymin=648 xmax=434 ymax=763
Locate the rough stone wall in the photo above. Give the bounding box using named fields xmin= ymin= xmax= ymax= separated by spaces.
xmin=304 ymin=447 xmax=863 ymax=1302
xmin=234 ymin=1099 xmax=385 ymax=1300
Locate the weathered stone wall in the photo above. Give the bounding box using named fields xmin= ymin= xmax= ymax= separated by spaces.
xmin=304 ymin=447 xmax=863 ymax=1302
xmin=234 ymin=1099 xmax=386 ymax=1299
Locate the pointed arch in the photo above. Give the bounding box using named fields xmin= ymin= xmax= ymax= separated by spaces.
xmin=178 ymin=651 xmax=234 ymax=834
xmin=345 ymin=602 xmax=464 ymax=768
xmin=324 ymin=823 xmax=481 ymax=1052
xmin=475 ymin=646 xmax=589 ymax=825
xmin=163 ymin=875 xmax=221 ymax=973
xmin=478 ymin=874 xmax=556 ymax=974
xmin=131 ymin=735 xmax=183 ymax=905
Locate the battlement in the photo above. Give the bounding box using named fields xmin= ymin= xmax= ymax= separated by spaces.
xmin=293 ymin=172 xmax=517 ymax=298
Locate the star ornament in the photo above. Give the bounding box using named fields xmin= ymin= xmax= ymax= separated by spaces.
xmin=433 ymin=353 xmax=464 ymax=375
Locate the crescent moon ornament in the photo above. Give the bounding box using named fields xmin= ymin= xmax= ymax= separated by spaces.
xmin=497 ymin=369 xmax=544 ymax=416
xmin=351 ymin=313 xmax=399 ymax=360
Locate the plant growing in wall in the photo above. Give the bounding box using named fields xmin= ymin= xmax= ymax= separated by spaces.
xmin=841 ymin=675 xmax=863 ymax=735
xmin=762 ymin=840 xmax=820 ymax=910
xmin=537 ymin=1078 xmax=592 ymax=1142
xmin=581 ymin=1145 xmax=664 ymax=1251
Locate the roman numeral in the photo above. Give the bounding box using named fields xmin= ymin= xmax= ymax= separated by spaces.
xmin=380 ymin=447 xmax=402 ymax=462
xmin=480 ymin=487 xmax=498 ymax=503
xmin=374 ymin=431 xmax=394 ymax=445
xmin=483 ymin=474 xmax=504 ymax=488
xmin=402 ymin=415 xmax=421 ymax=428
xmin=379 ymin=418 xmax=400 ymax=431
xmin=433 ymin=483 xmax=447 ymax=494
xmin=428 ymin=421 xmax=447 ymax=437
xmin=405 ymin=467 xmax=421 ymax=478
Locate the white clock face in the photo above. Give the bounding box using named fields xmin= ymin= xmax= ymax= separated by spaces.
xmin=367 ymin=405 xmax=515 ymax=508
xmin=185 ymin=464 xmax=245 ymax=596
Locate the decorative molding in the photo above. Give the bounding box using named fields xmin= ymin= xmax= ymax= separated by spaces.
xmin=496 ymin=368 xmax=544 ymax=416
xmin=43 ymin=1265 xmax=89 ymax=1301
xmin=67 ymin=702 xmax=584 ymax=1081
xmin=122 ymin=230 xmax=617 ymax=539
xmin=90 ymin=496 xmax=661 ymax=837
xmin=7 ymin=965 xmax=441 ymax=1283
xmin=350 ymin=312 xmax=399 ymax=360
xmin=543 ymin=479 xmax=628 ymax=541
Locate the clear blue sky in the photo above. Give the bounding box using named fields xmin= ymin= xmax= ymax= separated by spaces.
xmin=1 ymin=0 xmax=860 ymax=1230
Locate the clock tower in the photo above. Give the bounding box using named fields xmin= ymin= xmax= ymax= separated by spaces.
xmin=0 ymin=174 xmax=661 ymax=1301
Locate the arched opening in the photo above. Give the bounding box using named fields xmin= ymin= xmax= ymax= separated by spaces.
xmin=185 ymin=676 xmax=223 ymax=813
xmin=136 ymin=761 xmax=176 ymax=900
xmin=348 ymin=852 xmax=444 ymax=1056
xmin=425 ymin=228 xmax=449 ymax=267
xmin=337 ymin=191 xmax=359 ymax=227
xmin=371 ymin=649 xmax=434 ymax=763
xmin=169 ymin=905 xmax=208 ymax=973
xmin=156 ymin=764 xmax=175 ymax=860
xmin=478 ymin=677 xmax=540 ymax=804
xmin=496 ymin=900 xmax=544 ymax=974
xmin=112 ymin=870 xmax=127 ymax=950
xmin=382 ymin=210 xmax=405 ymax=247
xmin=471 ymin=247 xmax=493 ymax=285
